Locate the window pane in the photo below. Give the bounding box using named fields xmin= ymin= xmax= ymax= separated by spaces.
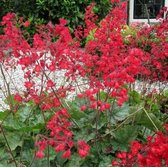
xmin=155 ymin=0 xmax=162 ymax=4
xmin=134 ymin=0 xmax=164 ymax=19
xmin=134 ymin=5 xmax=143 ymax=17
xmin=135 ymin=0 xmax=142 ymax=4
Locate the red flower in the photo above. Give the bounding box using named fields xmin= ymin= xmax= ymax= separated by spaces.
xmin=111 ymin=160 xmax=119 ymax=166
xmin=62 ymin=149 xmax=71 ymax=159
xmin=54 ymin=144 xmax=65 ymax=152
xmin=23 ymin=20 xmax=30 ymax=27
xmin=52 ymin=98 xmax=61 ymax=107
xmin=48 ymin=64 xmax=56 ymax=71
xmin=80 ymin=105 xmax=86 ymax=111
xmin=111 ymin=0 xmax=119 ymax=3
xmin=78 ymin=149 xmax=89 ymax=158
xmin=59 ymin=18 xmax=67 ymax=26
xmin=36 ymin=151 xmax=45 ymax=158
xmin=129 ymin=48 xmax=144 ymax=57
xmin=34 ymin=65 xmax=41 ymax=72
xmin=24 ymin=81 xmax=34 ymax=89
xmin=77 ymin=140 xmax=90 ymax=158
xmin=14 ymin=93 xmax=22 ymax=102
xmin=47 ymin=80 xmax=55 ymax=87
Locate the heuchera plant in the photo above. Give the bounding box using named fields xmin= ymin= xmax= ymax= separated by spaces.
xmin=0 ymin=0 xmax=168 ymax=166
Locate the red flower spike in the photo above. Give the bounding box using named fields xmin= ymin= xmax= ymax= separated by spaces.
xmin=113 ymin=131 xmax=168 ymax=166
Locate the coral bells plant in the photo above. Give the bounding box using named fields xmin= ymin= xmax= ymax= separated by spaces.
xmin=0 ymin=1 xmax=168 ymax=166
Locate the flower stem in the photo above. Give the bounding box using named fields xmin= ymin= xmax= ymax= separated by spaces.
xmin=0 ymin=124 xmax=18 ymax=167
xmin=143 ymin=108 xmax=158 ymax=131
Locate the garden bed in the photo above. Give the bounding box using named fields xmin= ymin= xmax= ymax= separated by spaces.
xmin=0 ymin=1 xmax=168 ymax=167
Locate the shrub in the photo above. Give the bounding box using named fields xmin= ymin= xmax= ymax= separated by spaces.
xmin=0 ymin=0 xmax=111 ymax=32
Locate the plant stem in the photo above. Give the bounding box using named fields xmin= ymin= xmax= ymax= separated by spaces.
xmin=145 ymin=4 xmax=151 ymax=25
xmin=0 ymin=64 xmax=14 ymax=111
xmin=95 ymin=91 xmax=101 ymax=157
xmin=43 ymin=70 xmax=80 ymax=129
xmin=0 ymin=124 xmax=18 ymax=167
xmin=47 ymin=146 xmax=50 ymax=167
xmin=112 ymin=107 xmax=143 ymax=132
xmin=143 ymin=108 xmax=158 ymax=131
xmin=29 ymin=154 xmax=36 ymax=167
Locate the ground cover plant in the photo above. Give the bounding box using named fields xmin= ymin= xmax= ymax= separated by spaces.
xmin=0 ymin=1 xmax=168 ymax=166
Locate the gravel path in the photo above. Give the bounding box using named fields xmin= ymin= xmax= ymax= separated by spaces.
xmin=0 ymin=64 xmax=25 ymax=111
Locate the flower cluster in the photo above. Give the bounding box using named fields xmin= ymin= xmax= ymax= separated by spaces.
xmin=112 ymin=126 xmax=168 ymax=167
xmin=77 ymin=1 xmax=150 ymax=106
xmin=127 ymin=13 xmax=168 ymax=82
xmin=35 ymin=108 xmax=90 ymax=159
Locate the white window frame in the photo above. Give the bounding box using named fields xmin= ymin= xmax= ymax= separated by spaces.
xmin=129 ymin=0 xmax=168 ymax=24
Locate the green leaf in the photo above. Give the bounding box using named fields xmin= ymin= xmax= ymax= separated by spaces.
xmin=92 ymin=114 xmax=106 ymax=130
xmin=0 ymin=110 xmax=10 ymax=121
xmin=137 ymin=112 xmax=163 ymax=131
xmin=2 ymin=112 xmax=45 ymax=132
xmin=115 ymin=125 xmax=139 ymax=144
xmin=129 ymin=90 xmax=141 ymax=105
xmin=0 ymin=148 xmax=9 ymax=162
xmin=65 ymin=154 xmax=84 ymax=167
xmin=0 ymin=163 xmax=15 ymax=167
xmin=16 ymin=105 xmax=31 ymax=122
xmin=163 ymin=90 xmax=168 ymax=97
xmin=111 ymin=125 xmax=139 ymax=151
xmin=68 ymin=98 xmax=87 ymax=120
xmin=5 ymin=132 xmax=23 ymax=151
xmin=2 ymin=114 xmax=24 ymax=130
xmin=74 ymin=129 xmax=95 ymax=142
xmin=110 ymin=103 xmax=130 ymax=124
xmin=31 ymin=158 xmax=49 ymax=167
xmin=86 ymin=28 xmax=96 ymax=44
xmin=51 ymin=152 xmax=67 ymax=166
xmin=98 ymin=156 xmax=112 ymax=167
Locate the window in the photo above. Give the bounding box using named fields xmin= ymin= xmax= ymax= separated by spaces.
xmin=129 ymin=0 xmax=168 ymax=24
xmin=134 ymin=0 xmax=164 ymax=19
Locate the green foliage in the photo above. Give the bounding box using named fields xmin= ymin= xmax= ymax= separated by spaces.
xmin=121 ymin=25 xmax=138 ymax=44
xmin=0 ymin=0 xmax=36 ymax=20
xmin=86 ymin=28 xmax=97 ymax=44
xmin=0 ymin=0 xmax=111 ymax=32
xmin=0 ymin=102 xmax=53 ymax=166
xmin=63 ymin=89 xmax=166 ymax=166
xmin=0 ymin=88 xmax=167 ymax=166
